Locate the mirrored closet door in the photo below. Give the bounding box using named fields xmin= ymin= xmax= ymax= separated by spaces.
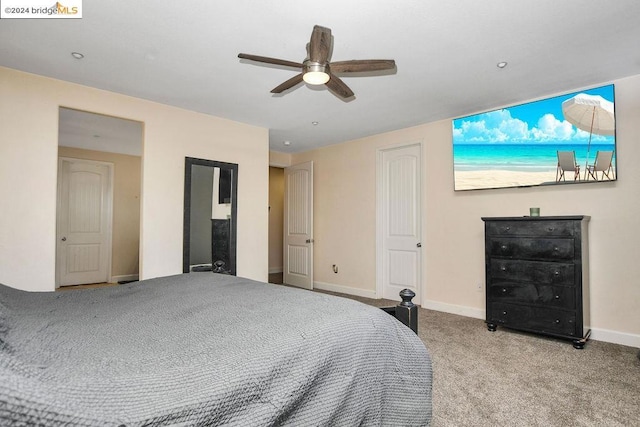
xmin=183 ymin=157 xmax=238 ymax=275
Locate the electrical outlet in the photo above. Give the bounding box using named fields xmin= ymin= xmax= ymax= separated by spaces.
xmin=476 ymin=282 xmax=483 ymax=292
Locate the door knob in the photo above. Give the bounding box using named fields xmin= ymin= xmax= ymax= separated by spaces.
xmin=61 ymin=237 xmax=67 ymax=241
xmin=416 ymin=242 xmax=422 ymax=248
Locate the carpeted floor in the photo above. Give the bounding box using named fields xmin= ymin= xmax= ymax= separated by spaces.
xmin=319 ymin=291 xmax=640 ymax=426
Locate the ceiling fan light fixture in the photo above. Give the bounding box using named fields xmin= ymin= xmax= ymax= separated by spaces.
xmin=238 ymin=25 xmax=395 ymax=99
xmin=303 ymin=61 xmax=330 ymax=85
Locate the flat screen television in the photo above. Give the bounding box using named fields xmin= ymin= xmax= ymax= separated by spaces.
xmin=452 ymin=84 xmax=616 ymax=191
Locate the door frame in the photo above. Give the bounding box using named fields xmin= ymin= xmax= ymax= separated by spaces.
xmin=375 ymin=141 xmax=424 ymax=303
xmin=56 ymin=157 xmax=114 ymax=288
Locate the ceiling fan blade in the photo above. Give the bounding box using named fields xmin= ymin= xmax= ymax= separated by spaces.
xmin=309 ymin=25 xmax=331 ymax=63
xmin=326 ymin=74 xmax=354 ymax=98
xmin=331 ymin=59 xmax=396 ymax=73
xmin=238 ymin=53 xmax=302 ymax=69
xmin=271 ymin=73 xmax=304 ymax=93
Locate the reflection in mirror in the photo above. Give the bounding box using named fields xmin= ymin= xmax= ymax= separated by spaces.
xmin=183 ymin=157 xmax=238 ymax=275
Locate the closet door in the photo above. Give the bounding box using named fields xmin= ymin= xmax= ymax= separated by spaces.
xmin=283 ymin=161 xmax=313 ymax=290
xmin=57 ymin=158 xmax=113 ymax=286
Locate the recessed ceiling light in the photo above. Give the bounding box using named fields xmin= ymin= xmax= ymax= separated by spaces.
xmin=71 ymin=52 xmax=84 ymax=59
xmin=312 ymin=121 xmax=319 ymax=126
xmin=283 ymin=140 xmax=291 ymax=146
xmin=497 ymin=61 xmax=508 ymax=69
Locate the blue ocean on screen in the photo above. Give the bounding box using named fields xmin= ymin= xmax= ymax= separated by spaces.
xmin=453 ymin=143 xmax=616 ymax=172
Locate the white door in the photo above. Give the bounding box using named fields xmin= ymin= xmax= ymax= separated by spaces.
xmin=377 ymin=144 xmax=422 ymax=302
xmin=283 ymin=161 xmax=313 ymax=289
xmin=56 ymin=158 xmax=113 ymax=286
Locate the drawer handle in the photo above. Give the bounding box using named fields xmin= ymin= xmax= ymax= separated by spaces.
xmin=555 ymin=319 xmax=561 ymax=324
xmin=500 ymin=266 xmax=507 ymax=272
xmin=501 ymin=245 xmax=508 ymax=251
xmin=502 ymin=311 xmax=508 ymax=316
xmin=547 ymin=227 xmax=555 ymax=232
xmin=553 ymin=247 xmax=559 ymax=252
xmin=554 ymin=295 xmax=560 ymax=300
xmin=502 ymin=288 xmax=507 ymax=293
xmin=554 ymin=270 xmax=560 ymax=276
xmin=504 ymin=226 xmax=511 ymax=232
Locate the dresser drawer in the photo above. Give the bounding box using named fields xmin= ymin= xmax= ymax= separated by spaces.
xmin=488 ymin=283 xmax=575 ymax=309
xmin=486 ymin=220 xmax=575 ymax=237
xmin=489 ymin=237 xmax=574 ymax=260
xmin=489 ymin=259 xmax=575 ymax=285
xmin=489 ymin=303 xmax=578 ymax=336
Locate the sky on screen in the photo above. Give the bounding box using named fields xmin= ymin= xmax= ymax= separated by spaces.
xmin=453 ymin=85 xmax=615 ymax=145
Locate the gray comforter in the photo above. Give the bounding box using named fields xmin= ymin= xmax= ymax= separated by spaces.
xmin=0 ymin=273 xmax=432 ymax=426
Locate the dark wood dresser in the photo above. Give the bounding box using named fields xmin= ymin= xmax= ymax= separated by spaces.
xmin=481 ymin=216 xmax=590 ymax=348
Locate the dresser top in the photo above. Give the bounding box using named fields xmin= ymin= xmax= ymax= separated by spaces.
xmin=481 ymin=215 xmax=590 ymax=222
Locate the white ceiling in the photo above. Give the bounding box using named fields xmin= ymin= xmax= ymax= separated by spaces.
xmin=2 ymin=0 xmax=640 ymax=154
xmin=59 ymin=108 xmax=143 ymax=156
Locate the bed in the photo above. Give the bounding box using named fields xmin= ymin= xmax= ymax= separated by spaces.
xmin=0 ymin=273 xmax=432 ymax=426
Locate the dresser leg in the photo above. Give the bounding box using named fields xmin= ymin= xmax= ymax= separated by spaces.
xmin=572 ymin=330 xmax=590 ymax=349
xmin=487 ymin=323 xmax=497 ymax=332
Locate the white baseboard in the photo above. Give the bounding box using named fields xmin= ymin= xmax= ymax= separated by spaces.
xmin=313 ymin=281 xmax=378 ymax=299
xmin=589 ymin=327 xmax=640 ymax=348
xmin=423 ymin=299 xmax=639 ymax=348
xmin=110 ymin=274 xmax=139 ymax=283
xmin=268 ymin=267 xmax=283 ymax=274
xmin=301 ymin=281 xmax=640 ymax=349
xmin=422 ymin=299 xmax=485 ymax=320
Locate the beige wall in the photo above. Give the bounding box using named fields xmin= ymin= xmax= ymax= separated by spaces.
xmin=292 ymin=74 xmax=640 ymax=347
xmin=0 ymin=66 xmax=269 ymax=291
xmin=58 ymin=147 xmax=141 ymax=279
xmin=268 ymin=167 xmax=284 ymax=273
xmin=292 ymin=137 xmax=383 ymax=297
xmin=269 ymin=151 xmax=292 ymax=167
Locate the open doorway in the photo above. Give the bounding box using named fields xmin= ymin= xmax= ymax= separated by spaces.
xmin=56 ymin=107 xmax=143 ymax=288
xmin=268 ymin=166 xmax=284 ymax=284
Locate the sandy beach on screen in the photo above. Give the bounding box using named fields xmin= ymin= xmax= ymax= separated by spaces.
xmin=454 ymin=169 xmax=567 ymax=190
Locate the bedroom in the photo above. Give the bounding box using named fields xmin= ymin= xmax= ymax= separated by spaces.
xmin=1 ymin=0 xmax=639 ymax=424
xmin=3 ymin=71 xmax=639 ymax=347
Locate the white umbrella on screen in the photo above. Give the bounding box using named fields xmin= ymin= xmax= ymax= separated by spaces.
xmin=562 ymin=93 xmax=615 ymax=179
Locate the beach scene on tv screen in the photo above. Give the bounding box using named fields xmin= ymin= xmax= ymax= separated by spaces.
xmin=452 ymin=84 xmax=616 ymax=191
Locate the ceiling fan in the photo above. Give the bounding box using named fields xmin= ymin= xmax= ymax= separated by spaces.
xmin=238 ymin=25 xmax=396 ymax=99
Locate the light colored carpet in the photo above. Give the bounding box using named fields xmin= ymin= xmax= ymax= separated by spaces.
xmin=320 ymin=291 xmax=640 ymax=426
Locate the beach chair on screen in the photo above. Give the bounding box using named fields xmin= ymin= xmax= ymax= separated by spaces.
xmin=556 ymin=151 xmax=580 ymax=182
xmin=586 ymin=150 xmax=614 ymax=181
